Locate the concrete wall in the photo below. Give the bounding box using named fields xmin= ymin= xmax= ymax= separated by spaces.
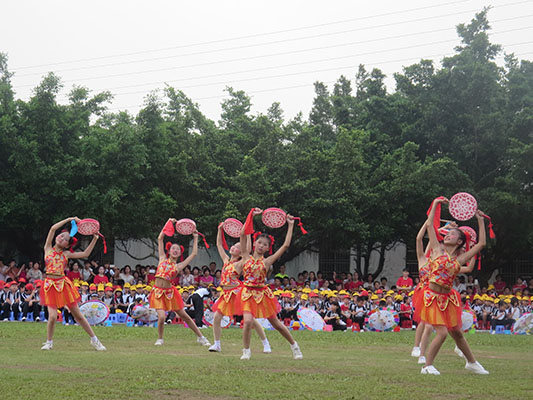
xmin=113 ymin=239 xmax=406 ymax=281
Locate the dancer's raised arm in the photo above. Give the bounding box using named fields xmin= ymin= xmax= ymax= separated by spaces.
xmin=265 ymin=215 xmax=294 ymax=266
xmin=45 ymin=217 xmax=80 ymax=251
xmin=457 ymin=210 xmax=486 ymax=266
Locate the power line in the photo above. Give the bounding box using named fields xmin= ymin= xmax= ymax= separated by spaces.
xmin=103 ymin=50 xmax=533 ymax=111
xmin=11 ymin=0 xmax=473 ymax=71
xmin=55 ymin=25 xmax=533 ymax=96
xmin=15 ymin=20 xmax=533 ymax=90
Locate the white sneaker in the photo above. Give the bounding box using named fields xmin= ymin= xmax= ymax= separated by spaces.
xmin=465 ymin=361 xmax=489 ymax=375
xmin=240 ymin=348 xmax=251 ymax=360
xmin=263 ymin=343 xmax=272 ymax=353
xmin=208 ymin=343 xmax=221 ymax=352
xmin=90 ymin=338 xmax=107 ymax=351
xmin=35 ymin=317 xmax=40 ymax=322
xmin=411 ymin=347 xmax=421 ymax=357
xmin=418 ymin=356 xmax=426 ymax=364
xmin=41 ymin=342 xmax=53 ymax=350
xmin=421 ymin=365 xmax=440 ymax=375
xmin=291 ymin=342 xmax=303 ymax=360
xmin=154 ymin=339 xmax=164 ymax=346
xmin=454 ymin=345 xmax=465 ymax=359
xmin=197 ymin=336 xmax=211 ymax=347
xmin=22 ymin=317 xmax=26 ymax=322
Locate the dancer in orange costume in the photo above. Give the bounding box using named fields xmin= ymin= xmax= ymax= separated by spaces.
xmin=150 ymin=219 xmax=211 ymax=347
xmin=208 ymin=223 xmax=271 ymax=353
xmin=421 ymin=198 xmax=489 ymax=375
xmin=40 ymin=217 xmax=106 ymax=351
xmin=239 ymin=208 xmax=302 ymax=360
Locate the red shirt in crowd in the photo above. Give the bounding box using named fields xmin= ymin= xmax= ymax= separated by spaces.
xmin=344 ymin=281 xmax=359 ymax=291
xmin=67 ymin=270 xmax=81 ymax=281
xmin=396 ymin=277 xmax=413 ymax=289
xmin=93 ymin=275 xmax=109 ymax=285
xmin=493 ymin=280 xmax=506 ymax=294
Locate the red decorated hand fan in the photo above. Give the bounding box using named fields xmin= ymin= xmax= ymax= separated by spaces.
xmin=262 ymin=208 xmax=307 ymax=234
xmin=77 ymin=218 xmax=107 ymax=253
xmin=175 ymin=218 xmax=210 ymax=248
xmin=223 ymin=218 xmax=243 ymax=238
xmin=448 ymin=192 xmax=477 ymax=221
xmin=459 ymin=226 xmax=477 ymax=246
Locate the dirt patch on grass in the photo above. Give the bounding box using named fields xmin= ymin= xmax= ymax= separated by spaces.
xmin=153 ymin=389 xmax=241 ymax=400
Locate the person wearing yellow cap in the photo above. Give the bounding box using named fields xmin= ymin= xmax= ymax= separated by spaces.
xmin=150 ymin=219 xmax=210 ymax=347
xmin=208 ymin=222 xmax=271 ymax=353
xmin=39 ymin=216 xmax=106 ymax=351
xmin=420 ymin=199 xmax=489 ymax=375
xmin=238 ymin=208 xmax=302 ymax=360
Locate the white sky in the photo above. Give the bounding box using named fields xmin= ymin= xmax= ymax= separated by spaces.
xmin=2 ymin=0 xmax=532 ymax=122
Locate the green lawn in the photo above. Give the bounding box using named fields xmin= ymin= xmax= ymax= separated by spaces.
xmin=0 ymin=322 xmax=531 ymax=400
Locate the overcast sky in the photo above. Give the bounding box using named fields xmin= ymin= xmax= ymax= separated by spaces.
xmin=2 ymin=0 xmax=532 ymax=122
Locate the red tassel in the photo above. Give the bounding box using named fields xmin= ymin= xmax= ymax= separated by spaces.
xmin=221 ymin=231 xmax=229 ymax=251
xmin=476 ymin=254 xmax=481 ymax=270
xmin=163 ymin=220 xmax=175 ymax=236
xmin=99 ymin=233 xmax=107 ymax=254
xmin=69 ymin=237 xmax=78 ymax=252
xmin=244 ymin=208 xmax=256 ymax=235
xmin=268 ymin=235 xmax=275 ymax=255
xmin=198 ymin=232 xmax=210 ymax=249
xmin=427 ymin=197 xmax=445 ymax=241
xmin=294 ymin=217 xmax=308 ymax=235
xmin=180 ymin=245 xmax=184 ymax=262
xmin=483 ymin=215 xmax=496 ymax=239
xmin=463 ymin=231 xmax=471 ymax=252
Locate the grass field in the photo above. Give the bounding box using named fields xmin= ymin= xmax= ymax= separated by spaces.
xmin=0 ymin=322 xmax=531 ymax=400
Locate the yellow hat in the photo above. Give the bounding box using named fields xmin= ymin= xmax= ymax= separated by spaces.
xmin=74 ymin=282 xmax=81 ymax=288
xmin=339 ymin=290 xmax=348 ymax=295
xmin=97 ymin=284 xmax=105 ymax=291
xmin=130 ymin=285 xmax=137 ymax=291
xmin=124 ymin=283 xmax=131 ymax=288
xmin=494 ymin=298 xmax=500 ymax=303
xmin=487 ymin=284 xmax=495 ymax=290
xmin=216 ymin=287 xmax=222 ymax=292
xmin=301 ymin=294 xmax=309 ymax=300
xmin=387 ymin=290 xmax=394 ymax=295
xmin=312 ymin=289 xmax=319 ymax=294
xmin=408 ymin=291 xmax=414 ymax=297
xmin=394 ymin=294 xmax=403 ymax=301
xmin=81 ymin=281 xmax=89 ymax=286
xmin=504 ymin=298 xmax=511 ymax=303
xmin=302 ymin=288 xmax=311 ymax=293
xmin=145 ymin=286 xmax=152 ymax=291
xmin=105 ymin=282 xmax=113 ymax=287
xmin=371 ymin=294 xmax=379 ymax=300
xmin=352 ymin=292 xmax=359 ymax=297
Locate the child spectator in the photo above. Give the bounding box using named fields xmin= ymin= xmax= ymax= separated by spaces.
xmin=324 ymin=301 xmax=346 ymax=331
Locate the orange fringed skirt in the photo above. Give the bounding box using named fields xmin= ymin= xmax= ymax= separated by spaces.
xmin=40 ymin=276 xmax=80 ymax=308
xmin=149 ymin=285 xmax=184 ymax=311
xmin=420 ymin=287 xmax=462 ymax=329
xmin=412 ymin=282 xmax=427 ymax=323
xmin=213 ymin=285 xmax=243 ymax=316
xmin=240 ymin=286 xmax=281 ymax=319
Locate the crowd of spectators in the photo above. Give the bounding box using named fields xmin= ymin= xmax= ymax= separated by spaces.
xmin=1 ymin=258 xmax=531 ymax=332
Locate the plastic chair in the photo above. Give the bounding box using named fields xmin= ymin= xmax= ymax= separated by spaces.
xmin=495 ymin=325 xmax=505 ymax=334
xmin=108 ymin=314 xmax=118 ymax=324
xmin=26 ymin=313 xmax=34 ymax=322
xmin=116 ymin=313 xmax=127 ymax=323
xmin=39 ymin=311 xmax=46 ymax=321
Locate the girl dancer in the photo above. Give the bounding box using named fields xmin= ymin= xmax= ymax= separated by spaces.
xmin=421 ymin=198 xmax=489 ymax=375
xmin=208 ymin=222 xmax=271 ymax=353
xmin=239 ymin=208 xmax=302 ymax=360
xmin=150 ymin=219 xmax=210 ymax=347
xmin=41 ymin=217 xmax=106 ymax=351
xmin=410 ymin=221 xmax=431 ymax=360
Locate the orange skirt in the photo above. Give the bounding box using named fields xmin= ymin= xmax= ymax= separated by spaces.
xmin=213 ymin=285 xmax=243 ymax=316
xmin=149 ymin=285 xmax=184 ymax=311
xmin=40 ymin=276 xmax=80 ymax=309
xmin=420 ymin=287 xmax=462 ymax=329
xmin=412 ymin=282 xmax=427 ymax=323
xmin=240 ymin=286 xmax=281 ymax=319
